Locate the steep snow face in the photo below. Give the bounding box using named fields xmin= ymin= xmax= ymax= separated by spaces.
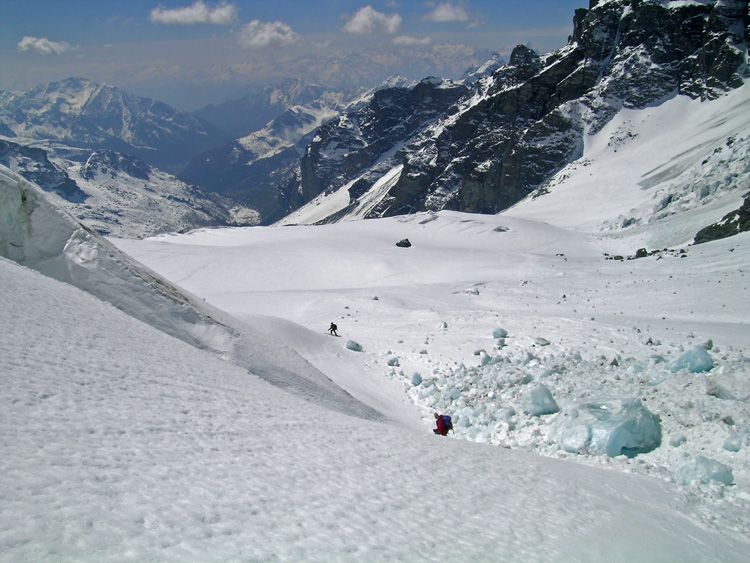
xmin=277 ymin=164 xmax=405 ymax=226
xmin=508 ymin=81 xmax=750 ymax=247
xmin=0 ymin=165 xmax=234 ymax=351
xmin=0 ymin=165 xmax=380 ymax=419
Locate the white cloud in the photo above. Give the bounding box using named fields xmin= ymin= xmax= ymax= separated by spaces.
xmin=149 ymin=1 xmax=238 ymax=26
xmin=393 ymin=35 xmax=432 ymax=46
xmin=344 ymin=6 xmax=402 ymax=35
xmin=423 ymin=2 xmax=470 ymax=23
xmin=17 ymin=36 xmax=76 ymax=55
xmin=238 ymin=20 xmax=299 ymax=48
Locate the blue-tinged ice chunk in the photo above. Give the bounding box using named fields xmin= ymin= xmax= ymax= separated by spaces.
xmin=552 ymin=398 xmax=661 ymax=457
xmin=676 ymin=456 xmax=733 ymax=486
xmin=455 ymin=406 xmax=478 ymax=428
xmin=521 ymin=384 xmax=559 ymax=416
xmin=345 ymin=340 xmax=362 ymax=352
xmin=707 ymin=382 xmax=736 ymax=400
xmin=667 ymin=346 xmax=714 ymax=373
xmin=492 ymin=328 xmax=508 ymax=339
xmin=723 ymin=435 xmax=744 ymax=453
xmin=669 ymin=434 xmax=687 ymax=447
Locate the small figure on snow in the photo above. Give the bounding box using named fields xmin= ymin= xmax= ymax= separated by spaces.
xmin=328 ymin=322 xmax=338 ymax=336
xmin=433 ymin=412 xmax=453 ymax=436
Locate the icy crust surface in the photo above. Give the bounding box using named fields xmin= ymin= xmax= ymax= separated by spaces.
xmin=6 ymin=254 xmax=750 ymax=560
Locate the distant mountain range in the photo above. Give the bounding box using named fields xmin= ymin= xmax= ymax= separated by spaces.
xmin=179 ymin=76 xmax=416 ymax=224
xmin=0 ymin=77 xmax=229 ymax=173
xmin=0 ymin=0 xmax=748 ymax=241
xmin=193 ymin=78 xmax=360 ymax=140
xmin=0 ymin=139 xmax=251 ymax=238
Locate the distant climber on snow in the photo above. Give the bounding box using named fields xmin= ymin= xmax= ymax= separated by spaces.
xmin=433 ymin=412 xmax=453 ymax=435
xmin=328 ymin=322 xmax=338 ymax=336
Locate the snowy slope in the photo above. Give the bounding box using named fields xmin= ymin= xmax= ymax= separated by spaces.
xmin=2 ymin=227 xmax=749 ymax=560
xmin=108 ymin=66 xmax=750 ymax=540
xmin=2 ymin=91 xmax=750 ymax=559
xmin=115 ymin=210 xmax=750 ymax=541
xmin=0 ymin=165 xmax=382 ymax=420
xmin=508 ymin=82 xmax=750 ymax=248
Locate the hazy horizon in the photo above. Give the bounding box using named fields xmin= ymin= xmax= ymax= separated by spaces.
xmin=1 ymin=0 xmax=588 ymax=110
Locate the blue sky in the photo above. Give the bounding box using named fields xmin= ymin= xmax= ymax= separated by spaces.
xmin=1 ymin=1 xmax=589 ymax=109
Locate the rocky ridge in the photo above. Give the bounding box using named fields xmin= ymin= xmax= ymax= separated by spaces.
xmin=0 ymin=139 xmax=86 ymax=202
xmin=276 ymin=0 xmax=749 ymax=224
xmin=179 ymin=77 xmax=415 ymax=224
xmin=0 ymin=142 xmax=255 ymax=238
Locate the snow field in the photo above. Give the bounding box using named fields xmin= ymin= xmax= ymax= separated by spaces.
xmin=7 ymin=257 xmax=748 ymax=560
xmin=508 ymin=82 xmax=750 ymax=248
xmin=3 ymin=63 xmax=750 ymax=561
xmin=115 ymin=209 xmax=750 ymax=542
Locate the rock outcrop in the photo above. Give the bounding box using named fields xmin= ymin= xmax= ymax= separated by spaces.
xmin=274 ymin=0 xmax=748 ymax=224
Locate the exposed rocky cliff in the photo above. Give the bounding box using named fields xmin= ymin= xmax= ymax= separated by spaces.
xmin=0 ymin=140 xmax=86 ymax=202
xmin=276 ymin=0 xmax=748 ymax=224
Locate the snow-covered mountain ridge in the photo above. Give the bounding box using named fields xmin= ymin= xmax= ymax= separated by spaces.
xmin=178 ymin=76 xmax=417 ymax=225
xmin=273 ymin=0 xmax=749 ymax=226
xmin=192 ymin=78 xmax=355 ymax=140
xmin=0 ymin=77 xmax=228 ymax=172
xmin=0 ymin=139 xmax=255 ymax=238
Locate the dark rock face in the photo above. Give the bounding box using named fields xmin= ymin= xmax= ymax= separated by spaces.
xmin=694 ymin=194 xmax=750 ymax=244
xmin=275 ymin=0 xmax=748 ymax=223
xmin=294 ymin=78 xmax=469 ymax=206
xmin=80 ymin=150 xmax=151 ymax=181
xmin=0 ymin=140 xmax=86 ymax=202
